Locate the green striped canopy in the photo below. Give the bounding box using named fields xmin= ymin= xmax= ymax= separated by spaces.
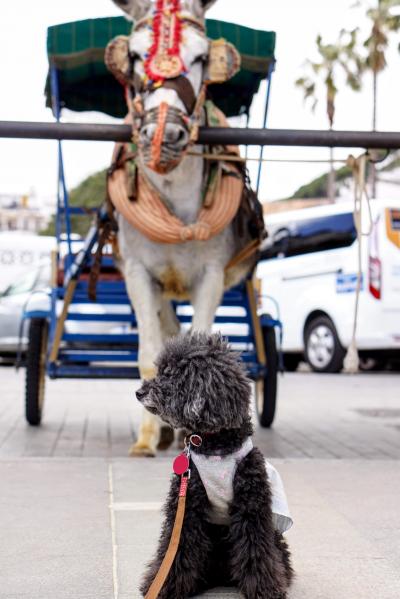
xmin=45 ymin=17 xmax=275 ymax=118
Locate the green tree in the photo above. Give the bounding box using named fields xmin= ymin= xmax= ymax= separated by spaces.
xmin=296 ymin=29 xmax=363 ymax=200
xmin=41 ymin=169 xmax=107 ymax=237
xmin=290 ymin=165 xmax=353 ymax=200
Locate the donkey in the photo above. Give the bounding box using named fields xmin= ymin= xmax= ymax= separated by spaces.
xmin=109 ymin=0 xmax=258 ymax=456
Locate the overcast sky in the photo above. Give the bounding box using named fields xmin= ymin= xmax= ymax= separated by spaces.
xmin=0 ymin=0 xmax=399 ymax=205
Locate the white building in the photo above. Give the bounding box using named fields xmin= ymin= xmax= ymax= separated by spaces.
xmin=0 ymin=192 xmax=52 ymax=233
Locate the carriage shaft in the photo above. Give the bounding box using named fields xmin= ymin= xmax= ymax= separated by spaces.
xmin=1 ymin=120 xmax=400 ymax=149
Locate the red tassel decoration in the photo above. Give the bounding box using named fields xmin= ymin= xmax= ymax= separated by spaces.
xmin=144 ymin=0 xmax=186 ymax=83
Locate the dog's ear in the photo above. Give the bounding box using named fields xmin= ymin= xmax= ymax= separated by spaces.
xmin=183 ymin=389 xmax=205 ymax=423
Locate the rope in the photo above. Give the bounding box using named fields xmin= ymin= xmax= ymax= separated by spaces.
xmin=343 ymin=153 xmax=374 ymax=374
xmin=108 ymin=147 xmax=243 ymax=244
xmin=187 ymin=151 xmax=350 ymax=165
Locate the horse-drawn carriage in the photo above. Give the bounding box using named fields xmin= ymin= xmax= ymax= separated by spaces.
xmin=23 ymin=8 xmax=281 ymax=445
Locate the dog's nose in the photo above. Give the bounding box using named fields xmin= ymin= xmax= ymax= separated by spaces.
xmin=136 ymin=388 xmax=147 ymax=403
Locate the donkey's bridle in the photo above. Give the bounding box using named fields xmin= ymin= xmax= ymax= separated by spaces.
xmin=129 ymin=12 xmax=207 ymax=112
xmin=129 ymin=83 xmax=206 ymax=173
xmin=138 ymin=103 xmax=191 ymax=172
xmin=125 ymin=15 xmax=208 ymax=163
xmin=158 ymin=76 xmax=197 ymax=115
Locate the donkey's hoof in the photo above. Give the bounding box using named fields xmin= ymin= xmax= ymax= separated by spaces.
xmin=157 ymin=426 xmax=174 ymax=451
xmin=129 ymin=442 xmax=156 ymax=458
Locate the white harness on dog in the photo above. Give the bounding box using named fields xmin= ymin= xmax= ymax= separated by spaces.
xmin=191 ymin=438 xmax=293 ymax=533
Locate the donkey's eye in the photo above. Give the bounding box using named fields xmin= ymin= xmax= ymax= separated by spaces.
xmin=194 ymin=54 xmax=208 ymax=64
xmin=129 ymin=51 xmax=140 ymax=63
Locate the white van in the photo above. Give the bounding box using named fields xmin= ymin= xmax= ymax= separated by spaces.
xmin=0 ymin=231 xmax=56 ymax=292
xmin=257 ymin=200 xmax=400 ymax=372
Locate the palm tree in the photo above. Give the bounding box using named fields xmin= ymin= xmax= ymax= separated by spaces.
xmin=362 ymin=0 xmax=400 ymax=195
xmin=296 ymin=30 xmax=363 ymax=201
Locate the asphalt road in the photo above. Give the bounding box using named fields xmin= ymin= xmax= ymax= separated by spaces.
xmin=1 ymin=366 xmax=400 ymax=599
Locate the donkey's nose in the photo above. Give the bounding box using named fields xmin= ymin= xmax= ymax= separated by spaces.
xmin=140 ymin=123 xmax=157 ymax=143
xmin=140 ymin=123 xmax=189 ymax=147
xmin=164 ymin=123 xmax=189 ymax=146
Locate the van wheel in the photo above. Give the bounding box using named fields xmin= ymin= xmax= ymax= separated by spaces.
xmin=305 ymin=316 xmax=344 ymax=373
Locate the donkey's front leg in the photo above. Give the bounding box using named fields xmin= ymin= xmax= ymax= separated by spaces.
xmin=191 ymin=265 xmax=224 ymax=331
xmin=124 ymin=261 xmax=163 ymax=457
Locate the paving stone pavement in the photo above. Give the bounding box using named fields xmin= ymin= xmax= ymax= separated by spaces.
xmin=1 ymin=366 xmax=400 ymax=598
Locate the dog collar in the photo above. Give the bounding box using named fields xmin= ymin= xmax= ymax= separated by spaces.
xmin=185 ymin=433 xmax=203 ymax=447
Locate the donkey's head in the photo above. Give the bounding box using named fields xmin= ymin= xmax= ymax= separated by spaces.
xmin=107 ymin=0 xmax=240 ymax=174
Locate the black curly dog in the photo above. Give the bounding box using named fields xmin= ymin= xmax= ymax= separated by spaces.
xmin=136 ymin=332 xmax=293 ymax=599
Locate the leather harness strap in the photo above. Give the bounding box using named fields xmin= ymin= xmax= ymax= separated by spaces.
xmin=88 ymin=220 xmax=115 ymax=302
xmin=162 ymin=76 xmax=197 ymax=115
xmin=224 ymin=238 xmax=261 ymax=271
xmin=144 ymin=476 xmax=189 ymax=599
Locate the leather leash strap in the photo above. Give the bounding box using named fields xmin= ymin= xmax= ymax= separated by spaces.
xmin=145 ymin=476 xmax=189 ymax=599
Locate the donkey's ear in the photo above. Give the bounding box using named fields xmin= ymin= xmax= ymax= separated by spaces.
xmin=204 ymin=39 xmax=241 ymax=84
xmin=105 ymin=36 xmax=131 ymax=85
xmin=198 ymin=0 xmax=218 ymax=8
xmin=192 ymin=0 xmax=218 ymax=17
xmin=111 ymin=0 xmax=152 ymax=21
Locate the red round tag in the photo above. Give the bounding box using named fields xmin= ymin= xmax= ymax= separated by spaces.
xmin=173 ymin=453 xmax=190 ymax=475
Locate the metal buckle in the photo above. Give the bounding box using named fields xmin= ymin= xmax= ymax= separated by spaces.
xmin=189 ymin=434 xmax=203 ymax=448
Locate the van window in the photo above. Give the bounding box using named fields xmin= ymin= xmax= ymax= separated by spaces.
xmin=262 ymin=212 xmax=357 ymax=259
xmin=2 ymin=270 xmax=38 ymax=297
xmin=34 ymin=265 xmax=51 ymax=290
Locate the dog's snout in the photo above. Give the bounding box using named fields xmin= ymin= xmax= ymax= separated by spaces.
xmin=136 ymin=384 xmax=159 ymax=415
xmin=136 ymin=388 xmax=147 ymax=403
